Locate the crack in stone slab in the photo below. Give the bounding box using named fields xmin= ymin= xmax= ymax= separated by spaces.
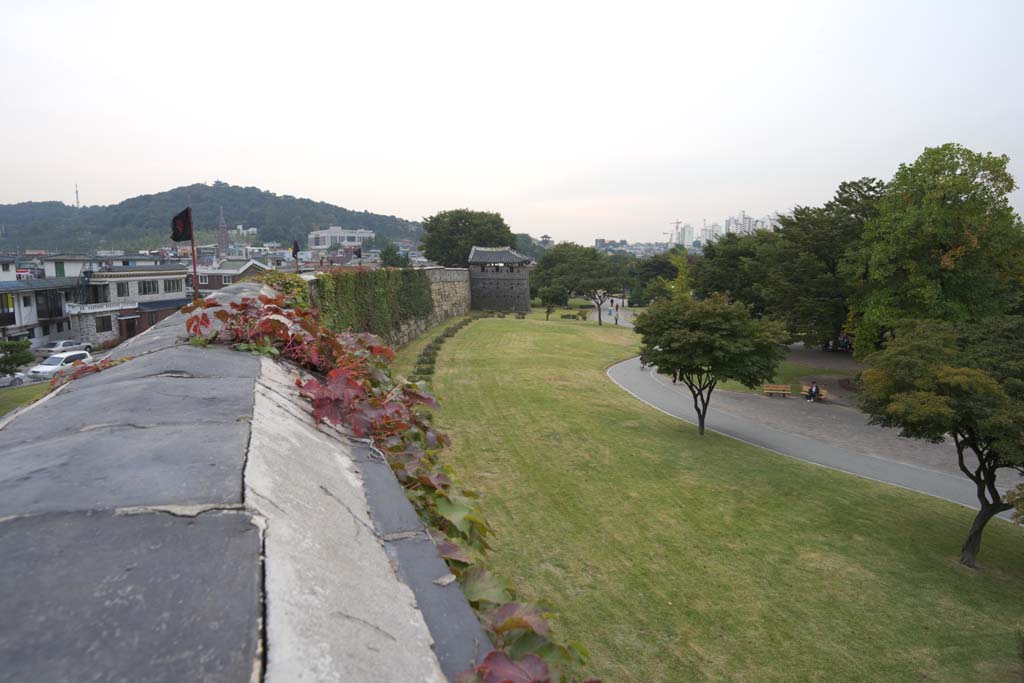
xmin=115 ymin=503 xmax=246 ymax=518
xmin=330 ymin=610 xmax=398 ymax=643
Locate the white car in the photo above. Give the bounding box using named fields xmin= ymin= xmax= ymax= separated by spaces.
xmin=35 ymin=339 xmax=93 ymax=358
xmin=1 ymin=372 xmax=27 ymax=387
xmin=27 ymin=351 xmax=93 ymax=380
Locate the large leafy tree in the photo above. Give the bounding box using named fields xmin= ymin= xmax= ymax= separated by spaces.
xmin=848 ymin=144 xmax=1024 ymax=354
xmin=0 ymin=340 xmax=34 ymax=376
xmin=422 ymin=209 xmax=516 ymax=267
xmin=690 ymin=231 xmax=780 ymax=317
xmin=634 ymin=294 xmax=787 ymax=435
xmin=859 ymin=317 xmax=1024 ymax=567
xmin=531 ymin=244 xmax=625 ymax=325
xmin=770 ymin=178 xmax=884 ymax=348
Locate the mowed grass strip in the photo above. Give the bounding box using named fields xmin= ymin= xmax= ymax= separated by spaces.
xmin=428 ymin=318 xmax=1024 ymax=682
xmin=0 ymin=382 xmax=49 ymax=417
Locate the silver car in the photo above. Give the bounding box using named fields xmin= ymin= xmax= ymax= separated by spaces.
xmin=35 ymin=339 xmax=93 ymax=358
xmin=27 ymin=351 xmax=93 ymax=380
xmin=1 ymin=372 xmax=27 ymax=387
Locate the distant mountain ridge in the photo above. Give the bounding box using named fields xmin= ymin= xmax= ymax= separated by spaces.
xmin=0 ymin=181 xmax=422 ymax=251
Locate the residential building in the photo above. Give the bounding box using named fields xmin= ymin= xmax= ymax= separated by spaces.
xmin=42 ymin=253 xmax=163 ymax=278
xmin=67 ymin=264 xmax=190 ymax=347
xmin=43 ymin=254 xmax=102 ymax=279
xmin=0 ymin=278 xmax=80 ymax=347
xmin=308 ymin=227 xmax=375 ymax=251
xmin=0 ymin=255 xmax=16 ymax=282
xmin=190 ymin=259 xmax=271 ymax=297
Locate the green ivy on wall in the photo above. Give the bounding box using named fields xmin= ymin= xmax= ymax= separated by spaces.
xmin=315 ymin=268 xmax=434 ymax=341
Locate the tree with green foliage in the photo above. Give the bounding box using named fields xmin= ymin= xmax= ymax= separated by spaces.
xmin=538 ymin=285 xmax=569 ymax=320
xmin=531 ymin=243 xmax=625 ymax=325
xmin=514 ymin=233 xmax=546 ymax=260
xmin=422 ymin=209 xmax=516 ymax=267
xmin=770 ymin=178 xmax=884 ymax=349
xmin=0 ymin=340 xmax=34 ymax=377
xmin=634 ymin=294 xmax=787 ymax=435
xmin=380 ymin=240 xmax=411 ymax=267
xmin=859 ymin=317 xmax=1024 ymax=567
xmin=630 ymin=250 xmax=679 ymax=305
xmin=690 ymin=231 xmax=780 ymax=317
xmin=847 ymin=144 xmax=1024 ymax=355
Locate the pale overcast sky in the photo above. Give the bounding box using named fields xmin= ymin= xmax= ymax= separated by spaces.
xmin=2 ymin=0 xmax=1022 ymax=244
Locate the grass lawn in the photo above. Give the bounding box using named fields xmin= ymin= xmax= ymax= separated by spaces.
xmin=0 ymin=382 xmax=50 ymax=417
xmin=391 ymin=319 xmax=458 ymax=379
xmin=426 ymin=318 xmax=1024 ymax=682
xmin=718 ymin=360 xmax=849 ymax=394
xmin=531 ymin=296 xmax=596 ymax=309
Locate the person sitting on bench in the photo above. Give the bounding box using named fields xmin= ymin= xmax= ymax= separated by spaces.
xmin=807 ymin=381 xmax=821 ymax=403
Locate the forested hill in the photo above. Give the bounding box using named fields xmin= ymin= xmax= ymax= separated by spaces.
xmin=0 ymin=181 xmax=422 ymax=251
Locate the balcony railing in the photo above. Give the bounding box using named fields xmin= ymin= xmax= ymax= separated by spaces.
xmin=66 ymin=300 xmax=137 ymax=315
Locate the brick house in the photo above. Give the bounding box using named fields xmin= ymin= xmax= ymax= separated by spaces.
xmin=68 ymin=264 xmax=190 ymax=347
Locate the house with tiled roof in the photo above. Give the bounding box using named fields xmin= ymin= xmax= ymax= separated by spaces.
xmin=466 ymin=246 xmax=532 ymax=312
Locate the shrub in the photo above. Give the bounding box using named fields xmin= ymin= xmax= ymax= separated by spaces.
xmin=248 ymin=270 xmax=311 ymax=309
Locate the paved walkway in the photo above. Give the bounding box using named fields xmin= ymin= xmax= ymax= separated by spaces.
xmin=608 ymin=357 xmax=1021 ymax=513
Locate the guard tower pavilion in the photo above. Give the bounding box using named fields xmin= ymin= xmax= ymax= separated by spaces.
xmin=467 ymin=246 xmax=532 ymax=313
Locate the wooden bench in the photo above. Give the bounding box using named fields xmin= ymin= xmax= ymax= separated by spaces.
xmin=801 ymin=385 xmax=829 ymax=401
xmin=763 ymin=384 xmax=791 ymax=397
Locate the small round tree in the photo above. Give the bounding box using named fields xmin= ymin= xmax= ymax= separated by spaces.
xmin=634 ymin=294 xmax=787 ymax=435
xmin=538 ymin=286 xmax=568 ymax=321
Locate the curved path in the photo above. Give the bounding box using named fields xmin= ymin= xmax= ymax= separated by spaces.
xmin=608 ymin=356 xmax=1019 ymax=515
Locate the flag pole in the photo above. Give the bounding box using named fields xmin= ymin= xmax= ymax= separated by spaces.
xmin=189 ymin=207 xmax=200 ymax=302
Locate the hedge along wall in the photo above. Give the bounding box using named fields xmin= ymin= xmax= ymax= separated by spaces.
xmin=314 ymin=267 xmax=470 ymax=347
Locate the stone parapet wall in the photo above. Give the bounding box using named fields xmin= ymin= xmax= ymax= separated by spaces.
xmin=392 ymin=267 xmax=469 ymax=347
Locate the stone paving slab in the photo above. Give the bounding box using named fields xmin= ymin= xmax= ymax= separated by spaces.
xmin=0 ymin=283 xmax=484 ymax=682
xmin=0 ymin=422 xmax=249 ymax=517
xmin=0 ymin=510 xmax=261 ymax=683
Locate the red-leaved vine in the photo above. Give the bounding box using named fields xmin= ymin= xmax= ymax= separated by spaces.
xmin=181 ymin=294 xmax=597 ymax=682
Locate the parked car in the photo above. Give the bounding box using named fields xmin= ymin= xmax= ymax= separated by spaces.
xmin=35 ymin=339 xmax=93 ymax=358
xmin=27 ymin=351 xmax=93 ymax=380
xmin=1 ymin=372 xmax=27 ymax=388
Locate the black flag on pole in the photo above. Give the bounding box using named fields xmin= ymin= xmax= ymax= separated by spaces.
xmin=171 ymin=207 xmax=193 ymax=242
xmin=291 ymin=240 xmax=300 ymax=259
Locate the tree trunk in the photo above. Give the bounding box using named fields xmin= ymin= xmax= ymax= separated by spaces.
xmin=697 ymin=411 xmax=705 ymax=435
xmin=596 ymin=304 xmax=602 ymax=326
xmin=959 ymin=502 xmax=1010 ymax=567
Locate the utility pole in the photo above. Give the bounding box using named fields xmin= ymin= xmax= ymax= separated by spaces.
xmin=75 ymin=184 xmax=80 ymax=209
